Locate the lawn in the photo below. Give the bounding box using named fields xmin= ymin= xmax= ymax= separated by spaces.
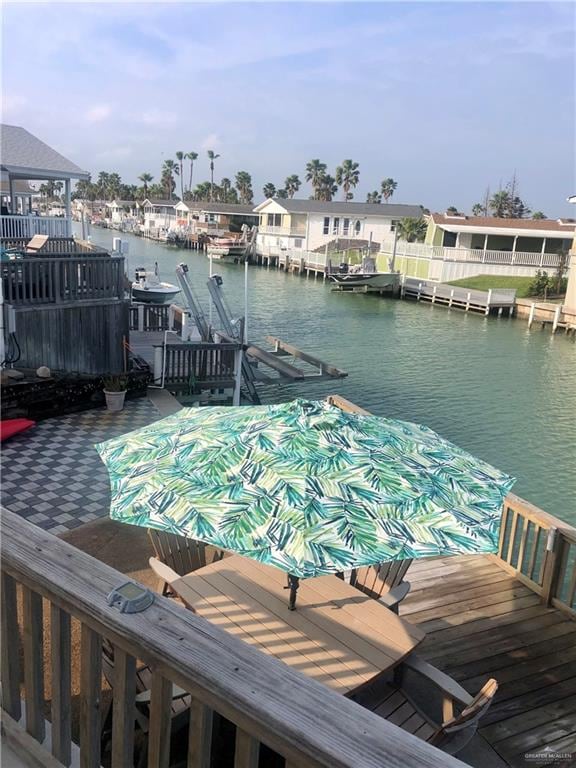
xmin=447 ymin=275 xmax=535 ymax=298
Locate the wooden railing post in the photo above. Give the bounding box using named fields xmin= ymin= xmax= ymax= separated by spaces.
xmin=541 ymin=527 xmax=561 ymax=606
xmin=1 ymin=573 xmax=22 ymax=722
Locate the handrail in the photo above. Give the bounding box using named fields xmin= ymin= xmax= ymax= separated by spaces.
xmin=0 ymin=507 xmax=465 ymax=768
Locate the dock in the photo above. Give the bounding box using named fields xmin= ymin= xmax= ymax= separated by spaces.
xmin=401 ymin=277 xmax=517 ymax=316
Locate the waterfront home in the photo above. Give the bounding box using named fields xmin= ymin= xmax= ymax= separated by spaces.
xmin=254 ymin=198 xmax=423 ymax=254
xmin=141 ymin=198 xmax=178 ymax=233
xmin=175 ymin=201 xmax=259 ymax=234
xmin=381 ymin=213 xmax=576 ymax=282
xmin=0 ymin=123 xmax=89 ymax=238
xmin=105 ymin=198 xmax=140 ymax=226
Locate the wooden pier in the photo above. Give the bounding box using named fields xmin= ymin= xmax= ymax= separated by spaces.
xmin=401 ymin=277 xmax=517 ymax=316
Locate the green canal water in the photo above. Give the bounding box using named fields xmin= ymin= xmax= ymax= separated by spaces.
xmin=83 ymin=227 xmax=576 ymax=524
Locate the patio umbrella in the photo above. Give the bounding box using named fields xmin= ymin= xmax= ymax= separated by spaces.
xmin=96 ymin=399 xmax=515 ymax=607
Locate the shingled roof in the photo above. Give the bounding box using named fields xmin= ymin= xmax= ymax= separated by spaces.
xmin=0 ymin=124 xmax=89 ymax=180
xmin=255 ymin=198 xmax=423 ymax=218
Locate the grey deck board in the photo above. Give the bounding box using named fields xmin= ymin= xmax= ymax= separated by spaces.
xmin=400 ymin=555 xmax=576 ymax=767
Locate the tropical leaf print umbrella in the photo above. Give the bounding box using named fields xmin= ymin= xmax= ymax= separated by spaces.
xmin=96 ymin=399 xmax=515 ymax=585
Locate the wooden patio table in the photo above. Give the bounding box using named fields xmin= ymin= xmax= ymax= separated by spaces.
xmin=172 ymin=555 xmax=425 ymax=696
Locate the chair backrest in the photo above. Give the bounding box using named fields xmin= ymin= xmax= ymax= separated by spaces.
xmin=147 ymin=529 xmax=222 ymax=576
xmin=26 ymin=234 xmax=49 ymax=252
xmin=443 ymin=678 xmax=498 ymax=733
xmin=349 ymin=558 xmax=413 ymax=599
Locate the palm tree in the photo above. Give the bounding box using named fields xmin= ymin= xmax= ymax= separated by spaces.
xmin=532 ymin=211 xmax=546 ymax=220
xmin=186 ymin=152 xmax=198 ymax=194
xmin=220 ymin=177 xmax=232 ymax=202
xmin=175 ymin=152 xmax=185 ymax=200
xmin=305 ymin=159 xmax=327 ymax=200
xmin=276 ymin=188 xmax=288 ymax=199
xmin=193 ymin=181 xmax=211 ymax=201
xmin=284 ymin=174 xmax=301 ymax=198
xmin=489 ymin=190 xmax=511 ymax=218
xmin=138 ymin=173 xmax=153 ymax=198
xmin=162 ymin=160 xmax=178 ymax=200
xmin=471 ymin=203 xmax=486 ymax=217
xmin=317 ymin=173 xmax=337 ymax=202
xmin=235 ymin=171 xmax=253 ymax=204
xmin=366 ymin=191 xmax=382 ymax=204
xmin=263 ymin=183 xmax=276 ymax=199
xmin=335 ymin=160 xmax=360 ymax=201
xmin=207 ymin=150 xmax=220 ymax=201
xmin=380 ymin=178 xmax=398 ymax=203
xmin=108 ymin=173 xmax=122 ymax=200
xmin=96 ymin=171 xmax=110 ymax=200
xmin=396 ymin=217 xmax=428 ymax=243
xmin=446 ymin=206 xmax=460 ymax=215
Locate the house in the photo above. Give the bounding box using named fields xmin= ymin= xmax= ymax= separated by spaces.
xmin=0 ymin=179 xmax=39 ymax=214
xmin=383 ymin=213 xmax=576 ymax=282
xmin=0 ymin=123 xmax=89 ymax=237
xmin=174 ymin=201 xmax=259 ymax=234
xmin=141 ymin=198 xmax=178 ymax=232
xmin=106 ymin=199 xmax=139 ymax=225
xmin=254 ymin=198 xmax=423 ymax=254
xmin=424 ymin=213 xmax=574 ymax=255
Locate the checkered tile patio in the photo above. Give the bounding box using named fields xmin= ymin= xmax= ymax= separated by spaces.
xmin=1 ymin=398 xmax=161 ymax=533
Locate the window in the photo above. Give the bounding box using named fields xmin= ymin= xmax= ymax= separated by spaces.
xmin=354 ymin=220 xmax=361 ymax=235
xmin=294 ymin=238 xmax=303 ymax=249
xmin=267 ymin=213 xmax=282 ymax=228
xmin=343 ymin=218 xmax=350 ymax=235
xmin=323 ymin=217 xmax=330 ymax=235
xmin=390 ymin=220 xmax=399 ymax=232
xmin=333 ymin=217 xmax=340 ymax=235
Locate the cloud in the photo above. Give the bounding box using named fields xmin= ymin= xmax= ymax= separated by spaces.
xmin=96 ymin=146 xmax=133 ymax=161
xmin=141 ymin=110 xmax=177 ymax=126
xmin=84 ymin=104 xmax=112 ymax=123
xmin=201 ymin=133 xmax=220 ymax=151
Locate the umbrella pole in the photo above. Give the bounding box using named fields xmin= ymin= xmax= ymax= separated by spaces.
xmin=285 ymin=574 xmax=300 ymax=610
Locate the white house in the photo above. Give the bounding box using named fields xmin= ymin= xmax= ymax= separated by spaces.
xmin=106 ymin=199 xmax=139 ymax=225
xmin=141 ymin=198 xmax=178 ymax=232
xmin=253 ymin=198 xmax=423 ymax=254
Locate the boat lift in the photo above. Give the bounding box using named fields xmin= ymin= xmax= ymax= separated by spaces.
xmin=176 ymin=263 xmax=347 ymax=404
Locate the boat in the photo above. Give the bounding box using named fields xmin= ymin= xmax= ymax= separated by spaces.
xmin=131 ymin=263 xmax=181 ymax=304
xmin=329 ymin=258 xmax=400 ymax=292
xmin=206 ymin=225 xmax=257 ymax=264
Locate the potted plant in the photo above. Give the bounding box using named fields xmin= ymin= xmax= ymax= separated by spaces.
xmin=102 ymin=375 xmax=128 ymax=412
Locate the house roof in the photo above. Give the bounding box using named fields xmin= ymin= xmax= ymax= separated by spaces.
xmin=254 ymin=198 xmax=423 ymax=218
xmin=142 ymin=198 xmax=178 ymax=207
xmin=183 ymin=201 xmax=258 ymax=216
xmin=0 ymin=124 xmax=89 ymax=180
xmin=429 ymin=213 xmax=576 ymax=238
xmin=107 ymin=200 xmax=138 ymax=207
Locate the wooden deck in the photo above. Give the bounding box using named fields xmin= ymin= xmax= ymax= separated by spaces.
xmin=401 ymin=554 xmax=576 ymax=767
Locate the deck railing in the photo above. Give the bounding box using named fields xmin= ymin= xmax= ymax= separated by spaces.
xmin=2 ymin=256 xmax=126 ymax=305
xmin=0 ymin=508 xmax=465 ymax=768
xmin=0 ymin=236 xmax=106 ymax=256
xmin=154 ymin=342 xmax=240 ymax=392
xmin=0 ymin=215 xmax=72 ymax=239
xmin=496 ymin=493 xmax=576 ymax=618
xmin=129 ymin=302 xmax=172 ymax=332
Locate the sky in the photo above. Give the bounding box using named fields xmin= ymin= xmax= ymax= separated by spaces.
xmin=2 ymin=1 xmax=575 ymax=216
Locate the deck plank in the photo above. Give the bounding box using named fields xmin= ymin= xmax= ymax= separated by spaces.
xmin=401 ymin=555 xmax=576 ymax=767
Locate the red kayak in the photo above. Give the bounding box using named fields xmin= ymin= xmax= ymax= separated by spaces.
xmin=0 ymin=418 xmax=36 ymax=442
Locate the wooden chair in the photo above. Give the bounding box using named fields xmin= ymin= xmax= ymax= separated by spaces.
xmin=100 ymin=639 xmax=191 ymax=767
xmin=147 ymin=528 xmax=224 ymax=596
xmin=351 ymin=654 xmax=498 ymax=756
xmin=344 ymin=559 xmax=413 ymax=613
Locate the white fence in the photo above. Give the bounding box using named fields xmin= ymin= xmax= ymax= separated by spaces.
xmin=0 ymin=215 xmax=72 ymax=239
xmin=380 ymin=238 xmax=566 ymax=269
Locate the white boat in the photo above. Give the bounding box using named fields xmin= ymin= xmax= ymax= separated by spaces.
xmin=329 ymin=258 xmax=400 ymax=291
xmin=206 ymin=238 xmax=249 ymax=263
xmin=131 ymin=263 xmax=181 ymax=304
